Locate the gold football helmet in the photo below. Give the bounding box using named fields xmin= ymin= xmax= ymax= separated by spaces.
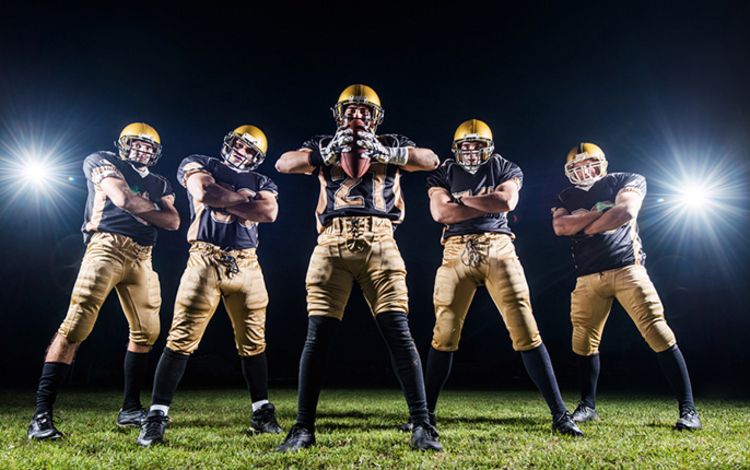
xmin=221 ymin=125 xmax=268 ymax=172
xmin=331 ymin=84 xmax=385 ymax=128
xmin=451 ymin=119 xmax=495 ymax=174
xmin=116 ymin=122 xmax=162 ymax=166
xmin=564 ymin=142 xmax=608 ymax=186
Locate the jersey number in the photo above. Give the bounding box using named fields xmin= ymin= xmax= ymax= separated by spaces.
xmin=331 ymin=165 xmax=387 ymax=211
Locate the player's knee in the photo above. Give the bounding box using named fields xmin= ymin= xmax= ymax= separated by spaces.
xmin=431 ymin=335 xmax=459 ymax=352
xmin=643 ymin=323 xmax=677 ymax=353
xmin=511 ymin=333 xmax=543 ymax=352
xmin=238 ymin=341 xmax=266 ymax=357
xmin=165 ymin=336 xmax=198 ymax=356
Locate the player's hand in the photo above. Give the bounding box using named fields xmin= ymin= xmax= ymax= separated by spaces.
xmin=321 ymin=128 xmax=353 ymax=166
xmin=356 ymin=129 xmax=408 ymax=165
xmin=593 ymin=201 xmax=615 ymax=213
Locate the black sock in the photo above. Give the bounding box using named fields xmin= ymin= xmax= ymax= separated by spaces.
xmin=296 ymin=315 xmax=340 ymax=431
xmin=576 ymin=353 xmax=600 ymax=409
xmin=241 ymin=353 xmax=269 ymax=404
xmin=34 ymin=362 xmax=71 ymax=416
xmin=425 ymin=347 xmax=453 ymax=413
xmin=375 ymin=312 xmax=429 ymax=425
xmin=122 ymin=350 xmax=150 ymax=410
xmin=656 ymin=344 xmax=695 ymax=411
xmin=151 ymin=348 xmax=190 ymax=407
xmin=520 ymin=344 xmax=567 ymax=418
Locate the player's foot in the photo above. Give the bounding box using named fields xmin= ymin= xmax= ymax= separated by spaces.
xmin=675 ymin=407 xmax=702 ymax=431
xmin=552 ymin=412 xmax=584 ymax=436
xmin=399 ymin=412 xmax=436 ymax=432
xmin=117 ymin=407 xmax=147 ymax=428
xmin=410 ymin=422 xmax=443 ymax=451
xmin=250 ymin=403 xmax=283 ymax=434
xmin=275 ymin=423 xmax=315 ymax=452
xmin=28 ymin=412 xmax=63 ymax=441
xmin=571 ymin=402 xmax=599 ymax=423
xmin=136 ymin=409 xmax=169 ymax=447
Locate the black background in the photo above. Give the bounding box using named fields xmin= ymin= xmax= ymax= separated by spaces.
xmin=1 ymin=2 xmax=748 ymax=397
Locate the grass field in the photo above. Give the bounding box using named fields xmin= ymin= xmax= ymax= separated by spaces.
xmin=1 ymin=389 xmax=748 ymax=469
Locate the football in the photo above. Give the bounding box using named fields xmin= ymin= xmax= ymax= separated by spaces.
xmin=340 ymin=119 xmax=370 ymax=179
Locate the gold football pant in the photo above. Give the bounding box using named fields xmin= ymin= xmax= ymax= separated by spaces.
xmin=166 ymin=242 xmax=269 ymax=357
xmin=58 ymin=232 xmax=161 ymax=345
xmin=571 ymin=264 xmax=676 ymax=356
xmin=305 ymin=216 xmax=409 ymax=319
xmin=431 ymin=233 xmax=542 ymax=352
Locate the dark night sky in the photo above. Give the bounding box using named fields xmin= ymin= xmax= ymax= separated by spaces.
xmin=1 ymin=2 xmax=748 ymax=395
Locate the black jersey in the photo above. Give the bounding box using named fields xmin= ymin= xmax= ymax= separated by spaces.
xmin=177 ymin=154 xmax=278 ymax=250
xmin=552 ymin=172 xmax=647 ymax=276
xmin=426 ymin=155 xmax=523 ymax=241
xmin=302 ymin=133 xmax=414 ymax=232
xmin=82 ymin=151 xmax=174 ymax=246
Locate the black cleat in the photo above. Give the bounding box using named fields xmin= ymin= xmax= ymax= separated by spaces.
xmin=136 ymin=409 xmax=169 ymax=447
xmin=552 ymin=412 xmax=584 ymax=436
xmin=28 ymin=412 xmax=63 ymax=441
xmin=411 ymin=422 xmax=443 ymax=451
xmin=275 ymin=423 xmax=315 ymax=452
xmin=675 ymin=408 xmax=702 ymax=431
xmin=399 ymin=412 xmax=436 ymax=433
xmin=117 ymin=408 xmax=147 ymax=429
xmin=250 ymin=403 xmax=283 ymax=434
xmin=571 ymin=402 xmax=600 ymax=423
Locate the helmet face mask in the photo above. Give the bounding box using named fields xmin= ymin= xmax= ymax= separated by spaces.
xmin=564 ymin=144 xmax=608 ymax=187
xmin=339 ymin=104 xmax=376 ymax=130
xmin=452 ymin=139 xmax=494 ymax=174
xmin=221 ymin=126 xmax=267 ymax=172
xmin=116 ymin=122 xmax=162 ymax=167
xmin=331 ymin=84 xmax=385 ymax=131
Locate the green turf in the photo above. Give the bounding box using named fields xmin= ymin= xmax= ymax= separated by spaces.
xmin=1 ymin=389 xmax=748 ymax=469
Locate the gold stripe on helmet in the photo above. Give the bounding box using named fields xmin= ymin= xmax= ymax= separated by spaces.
xmin=332 ymin=84 xmax=385 ymax=126
xmin=564 ymin=142 xmax=608 ymax=186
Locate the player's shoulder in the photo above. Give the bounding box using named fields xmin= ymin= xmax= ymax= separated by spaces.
xmin=84 ymin=150 xmax=118 ymax=165
xmin=489 ymin=153 xmax=520 ymax=170
xmin=181 ymin=153 xmax=217 ymax=167
xmin=377 ymin=133 xmax=415 ymax=147
xmin=609 ymin=171 xmax=644 ymax=180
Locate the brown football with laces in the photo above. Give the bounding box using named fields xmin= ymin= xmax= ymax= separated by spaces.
xmin=340 ymin=119 xmax=370 ymax=179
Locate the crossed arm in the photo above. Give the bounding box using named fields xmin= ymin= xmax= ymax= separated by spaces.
xmin=429 ymin=180 xmax=520 ymax=225
xmin=186 ymin=173 xmax=278 ymax=223
xmin=552 ymin=190 xmax=643 ymax=236
xmin=274 ymin=146 xmax=439 ymax=175
xmin=100 ymin=177 xmax=180 ymax=231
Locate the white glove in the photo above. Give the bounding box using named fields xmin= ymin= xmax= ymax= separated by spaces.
xmin=356 ymin=129 xmax=409 ymax=165
xmin=320 ymin=128 xmax=354 ymax=166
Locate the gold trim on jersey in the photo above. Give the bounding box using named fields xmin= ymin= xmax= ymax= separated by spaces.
xmin=84 ymin=186 xmax=108 ymax=233
xmin=187 ymin=200 xmax=206 ymax=242
xmin=629 ymin=221 xmax=643 ymax=265
xmin=393 ymin=169 xmax=405 ymax=224
xmin=315 ymin=171 xmax=329 ymax=233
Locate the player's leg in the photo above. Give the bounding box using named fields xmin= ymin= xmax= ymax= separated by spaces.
xmin=277 ymin=241 xmax=351 ymax=452
xmin=569 ymin=272 xmax=614 ymax=422
xmin=614 ymin=265 xmax=700 ymax=430
xmin=485 ymin=237 xmax=581 ymax=436
xmin=113 ymin=253 xmax=161 ymax=427
xmin=222 ymin=253 xmax=282 ymax=434
xmin=425 ymin=256 xmax=477 ymax=422
xmin=137 ymin=253 xmax=221 ymax=446
xmin=29 ymin=234 xmax=124 ymax=440
xmin=361 ymin=234 xmax=441 ymax=451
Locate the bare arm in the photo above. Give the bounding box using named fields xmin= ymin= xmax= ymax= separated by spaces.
xmin=583 ymin=190 xmax=643 ymax=236
xmin=402 ymin=147 xmax=440 ymax=172
xmin=276 ymin=150 xmax=316 ymax=175
xmin=185 ymin=173 xmax=249 ymax=208
xmin=551 ymin=207 xmax=603 ymax=236
xmin=429 ymin=187 xmax=486 ymax=224
xmin=224 ymin=190 xmax=279 ymax=223
xmin=462 ymin=179 xmax=520 ymax=213
xmin=99 ymin=177 xmax=180 ymax=230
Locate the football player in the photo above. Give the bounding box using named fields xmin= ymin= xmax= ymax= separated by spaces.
xmin=274 ymin=84 xmax=442 ymax=452
xmin=551 ymin=143 xmax=701 ymax=430
xmin=404 ymin=119 xmax=582 ymax=436
xmin=136 ymin=125 xmax=282 ymax=447
xmin=28 ymin=123 xmax=180 ymax=440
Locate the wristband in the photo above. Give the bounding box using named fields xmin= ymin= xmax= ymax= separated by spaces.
xmin=308 ymin=149 xmax=324 ymax=167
